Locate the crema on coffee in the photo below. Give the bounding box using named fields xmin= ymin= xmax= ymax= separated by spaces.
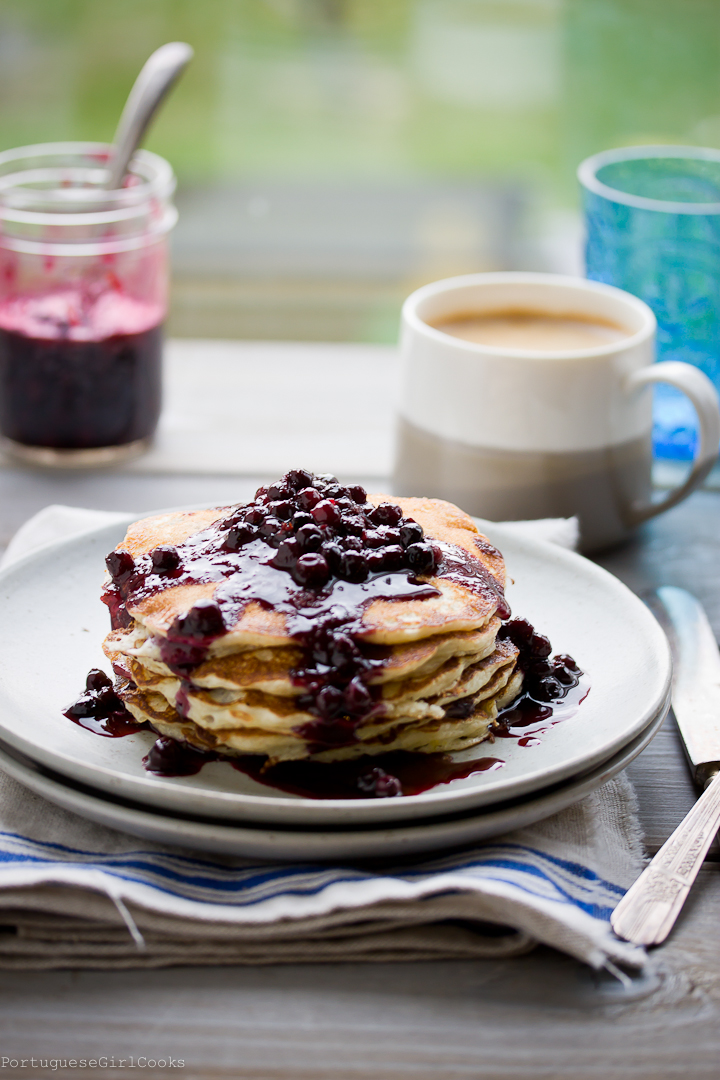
xmin=430 ymin=310 xmax=631 ymax=352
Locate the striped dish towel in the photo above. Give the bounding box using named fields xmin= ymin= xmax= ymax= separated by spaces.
xmin=0 ymin=507 xmax=646 ymax=972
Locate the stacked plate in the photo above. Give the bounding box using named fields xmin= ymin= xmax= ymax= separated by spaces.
xmin=0 ymin=517 xmax=671 ymax=861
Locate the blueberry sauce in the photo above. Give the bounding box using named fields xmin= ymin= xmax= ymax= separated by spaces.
xmin=231 ymin=750 xmax=506 ymax=798
xmin=493 ymin=676 xmax=591 ymax=747
xmin=63 ymin=669 xmax=149 ymax=738
xmin=101 ymin=470 xmax=509 ymax=750
xmin=0 ymin=290 xmax=162 ymax=448
xmin=497 ymin=618 xmax=584 ymax=702
xmin=143 ymin=736 xmax=212 ymax=776
xmin=141 ymin=738 xmax=505 ymax=796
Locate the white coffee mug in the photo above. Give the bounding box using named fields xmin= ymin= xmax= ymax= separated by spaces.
xmin=393 ymin=272 xmax=720 ymax=551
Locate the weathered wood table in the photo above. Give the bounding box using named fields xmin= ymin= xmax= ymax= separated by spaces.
xmin=0 ymin=342 xmax=718 ymax=1079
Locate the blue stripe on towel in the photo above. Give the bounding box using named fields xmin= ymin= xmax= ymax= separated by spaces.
xmin=0 ymin=829 xmax=623 ymax=925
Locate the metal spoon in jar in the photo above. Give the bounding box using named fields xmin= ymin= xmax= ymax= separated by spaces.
xmin=104 ymin=41 xmax=193 ymax=191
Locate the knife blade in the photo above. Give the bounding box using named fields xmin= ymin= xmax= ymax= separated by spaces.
xmin=611 ymin=587 xmax=720 ymax=946
xmin=657 ymin=586 xmax=720 ymax=788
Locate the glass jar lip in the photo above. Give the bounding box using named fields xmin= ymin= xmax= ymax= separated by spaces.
xmin=578 ymin=145 xmax=720 ymax=215
xmin=0 ymin=141 xmax=176 ymax=220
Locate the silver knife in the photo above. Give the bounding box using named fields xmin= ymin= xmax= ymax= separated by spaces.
xmin=611 ymin=586 xmax=720 ymax=947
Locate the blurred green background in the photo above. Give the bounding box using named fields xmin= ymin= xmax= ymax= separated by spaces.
xmin=1 ymin=0 xmax=718 ymax=340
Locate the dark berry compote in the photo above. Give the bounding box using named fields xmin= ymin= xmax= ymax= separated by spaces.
xmin=63 ymin=668 xmax=148 ymax=738
xmin=493 ymin=618 xmax=587 ymax=746
xmin=0 ymin=289 xmax=162 ymax=448
xmin=66 ymin=470 xmax=585 ymax=799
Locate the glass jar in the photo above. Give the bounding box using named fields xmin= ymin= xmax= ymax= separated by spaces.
xmin=0 ymin=142 xmax=176 ymax=465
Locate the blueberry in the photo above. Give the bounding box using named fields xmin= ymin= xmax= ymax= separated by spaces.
xmin=315 ymin=685 xmax=345 ymax=719
xmin=375 ymin=772 xmax=402 ymax=797
xmin=366 ymin=550 xmax=386 ymax=573
xmin=382 ymin=545 xmax=405 ymax=571
xmin=311 ymin=499 xmax=342 ymax=526
xmin=272 ymin=538 xmax=301 ymax=570
xmin=306 ymin=639 xmax=329 ymax=667
xmin=297 ymin=486 xmax=321 ymax=511
xmin=400 ymin=521 xmax=424 ymax=547
xmin=500 ymin=618 xmax=535 ymax=647
xmin=225 ymin=522 xmax=257 ymax=550
xmin=380 ymin=527 xmax=402 ymax=546
xmin=529 ymin=631 xmax=552 ymax=658
xmin=105 ymin=549 xmax=135 ymax=585
xmin=259 ymin=516 xmax=283 ymax=539
xmin=526 ymin=658 xmax=553 ymax=676
xmin=269 ymin=499 xmax=292 ymax=520
xmin=343 ymin=676 xmax=372 ymax=715
xmin=172 ymin=599 xmax=225 ymax=640
xmin=321 ymin=541 xmax=344 ymax=574
xmin=330 ymin=633 xmax=359 ymax=669
xmin=294 ymin=553 xmax=330 ymax=588
xmin=363 ymin=529 xmax=384 ymax=549
xmin=292 ymin=511 xmax=313 ymax=530
xmin=285 ymin=469 xmax=314 ymax=491
xmin=314 ymin=483 xmax=342 ymax=500
xmin=94 ymin=684 xmax=120 ymax=711
xmin=349 ymin=484 xmax=366 ymax=504
xmin=531 ymin=675 xmax=563 ymax=702
xmin=296 ymin=523 xmax=323 ymax=552
xmin=64 ymin=692 xmax=100 ymax=720
xmin=370 ymin=502 xmax=403 ymax=527
xmin=85 ymin=668 xmax=113 ymax=692
xmin=553 ymin=662 xmax=578 ymax=686
xmin=342 ymin=514 xmax=367 ymax=537
xmin=357 ymin=767 xmax=402 ymax=797
xmin=340 ymin=550 xmax=369 ymax=582
xmin=245 ymin=506 xmax=267 ymax=526
xmin=151 ymin=545 xmax=180 ymax=574
xmin=555 ymin=653 xmax=580 ymax=673
xmin=64 ymin=679 xmax=122 ymax=721
xmin=405 ymin=542 xmax=437 ymax=575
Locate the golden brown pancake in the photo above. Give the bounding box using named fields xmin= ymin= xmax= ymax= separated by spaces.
xmin=105 ymin=481 xmax=522 ymax=766
xmin=104 ymin=618 xmax=501 ymax=694
xmin=121 ymin=666 xmax=523 ymax=763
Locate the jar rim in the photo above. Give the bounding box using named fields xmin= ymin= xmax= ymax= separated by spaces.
xmin=0 ymin=142 xmax=176 ymax=220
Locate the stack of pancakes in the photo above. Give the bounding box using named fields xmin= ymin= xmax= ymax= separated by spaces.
xmin=103 ymin=496 xmax=522 ymax=763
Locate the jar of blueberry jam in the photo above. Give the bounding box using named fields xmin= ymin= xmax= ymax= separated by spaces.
xmin=0 ymin=143 xmax=176 ymax=465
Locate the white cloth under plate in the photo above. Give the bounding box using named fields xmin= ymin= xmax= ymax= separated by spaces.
xmin=0 ymin=506 xmax=645 ymax=972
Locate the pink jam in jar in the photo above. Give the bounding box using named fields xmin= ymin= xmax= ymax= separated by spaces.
xmin=0 ymin=143 xmax=176 ymax=465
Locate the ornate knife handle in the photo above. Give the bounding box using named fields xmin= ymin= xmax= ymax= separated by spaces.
xmin=611 ymin=769 xmax=720 ymax=946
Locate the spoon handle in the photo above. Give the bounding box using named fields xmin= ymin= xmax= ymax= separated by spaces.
xmin=106 ymin=41 xmax=193 ymax=191
xmin=611 ymin=769 xmax=720 ymax=946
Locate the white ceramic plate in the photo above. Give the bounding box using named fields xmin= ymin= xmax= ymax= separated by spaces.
xmin=0 ymin=709 xmax=664 ymax=860
xmin=0 ymin=516 xmax=671 ymax=826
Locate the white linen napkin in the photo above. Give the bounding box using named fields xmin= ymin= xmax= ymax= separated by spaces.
xmin=0 ymin=506 xmax=645 ymax=972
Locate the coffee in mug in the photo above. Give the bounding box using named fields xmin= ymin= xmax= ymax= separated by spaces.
xmin=393 ymin=273 xmax=720 ymax=552
xmin=432 ymin=310 xmax=631 ymax=352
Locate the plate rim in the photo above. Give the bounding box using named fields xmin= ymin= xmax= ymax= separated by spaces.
xmin=0 ymin=707 xmax=666 ymax=861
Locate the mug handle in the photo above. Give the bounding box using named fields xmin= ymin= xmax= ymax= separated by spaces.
xmin=625 ymin=361 xmax=720 ymax=525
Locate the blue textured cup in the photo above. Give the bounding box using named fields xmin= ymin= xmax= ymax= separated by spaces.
xmin=579 ymin=146 xmax=720 ymax=461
